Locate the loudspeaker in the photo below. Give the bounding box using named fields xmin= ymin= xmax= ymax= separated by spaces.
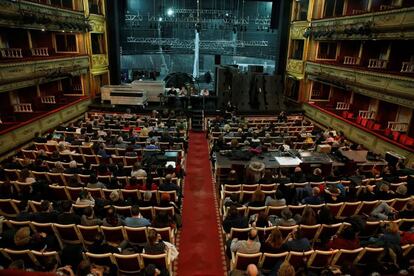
xmin=385 ymin=152 xmax=405 ymax=167
xmin=214 ymin=55 xmax=221 ymax=65
xmin=270 ymin=0 xmax=280 ymax=29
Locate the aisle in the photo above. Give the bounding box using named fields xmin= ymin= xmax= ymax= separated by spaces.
xmin=176 ymin=132 xmax=226 ymax=276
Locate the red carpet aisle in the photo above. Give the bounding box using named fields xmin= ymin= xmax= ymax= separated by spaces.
xmin=176 ymin=132 xmax=227 ymax=276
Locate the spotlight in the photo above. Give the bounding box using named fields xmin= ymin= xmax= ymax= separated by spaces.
xmin=41 ymin=28 xmax=45 ymax=32
xmin=167 ymin=8 xmax=174 ymax=16
xmin=158 ymin=17 xmax=163 ymax=22
xmin=225 ymin=13 xmax=229 ymax=17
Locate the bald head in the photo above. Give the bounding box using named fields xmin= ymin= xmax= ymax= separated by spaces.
xmin=248 ymin=228 xmax=258 ymax=241
xmin=246 ymin=264 xmax=259 ymax=276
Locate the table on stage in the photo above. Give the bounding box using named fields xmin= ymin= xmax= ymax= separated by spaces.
xmin=215 ymin=151 xmax=304 ymax=169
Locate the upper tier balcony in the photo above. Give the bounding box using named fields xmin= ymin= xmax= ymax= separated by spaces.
xmin=0 ymin=55 xmax=89 ymax=93
xmin=305 ymin=61 xmax=414 ymax=109
xmin=309 ymin=6 xmax=414 ymax=40
xmin=0 ymin=0 xmax=89 ymax=32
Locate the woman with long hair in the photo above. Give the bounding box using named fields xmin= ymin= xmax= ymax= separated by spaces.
xmin=261 ymin=228 xmax=284 ymax=254
xmin=300 ymin=206 xmax=317 ymax=226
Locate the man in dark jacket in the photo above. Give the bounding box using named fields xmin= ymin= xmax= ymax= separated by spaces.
xmin=57 ymin=200 xmax=81 ymax=225
xmin=32 ymin=200 xmax=58 ymax=223
xmin=222 ymin=206 xmax=248 ymax=234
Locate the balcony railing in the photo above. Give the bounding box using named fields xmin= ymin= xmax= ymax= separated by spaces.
xmin=401 ymin=62 xmax=414 ymax=73
xmin=343 ymin=56 xmax=360 ymax=65
xmin=368 ymin=59 xmax=388 ymax=69
xmin=359 ymin=110 xmax=376 ymax=119
xmin=380 ymin=5 xmax=397 ymax=11
xmin=40 ymin=96 xmax=56 ymax=104
xmin=388 ymin=122 xmax=409 ymax=132
xmin=73 ymin=84 xmax=82 ymax=91
xmin=336 ymin=102 xmax=350 ymax=110
xmin=31 ymin=47 xmax=49 ymax=57
xmin=13 ymin=104 xmax=33 ymax=113
xmin=0 ymin=48 xmax=23 ymax=59
xmin=352 ymin=9 xmax=367 ymax=15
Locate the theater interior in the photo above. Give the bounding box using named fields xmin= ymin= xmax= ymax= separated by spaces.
xmin=0 ymin=0 xmax=414 ymax=275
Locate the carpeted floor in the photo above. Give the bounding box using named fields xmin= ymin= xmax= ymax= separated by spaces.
xmin=176 ymin=132 xmax=226 ymax=276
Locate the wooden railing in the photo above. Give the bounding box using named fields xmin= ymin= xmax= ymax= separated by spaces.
xmin=31 ymin=47 xmax=49 ymax=57
xmin=13 ymin=104 xmax=33 ymax=113
xmin=388 ymin=122 xmax=409 ymax=132
xmin=368 ymin=59 xmax=388 ymax=69
xmin=343 ymin=56 xmax=360 ymax=65
xmin=359 ymin=110 xmax=376 ymax=119
xmin=336 ymin=102 xmax=350 ymax=110
xmin=0 ymin=48 xmax=23 ymax=58
xmin=401 ymin=62 xmax=414 ymax=73
xmin=40 ymin=96 xmax=56 ymax=104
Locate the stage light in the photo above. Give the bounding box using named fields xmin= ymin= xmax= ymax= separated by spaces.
xmin=167 ymin=8 xmax=174 ymax=16
xmin=158 ymin=17 xmax=163 ymax=22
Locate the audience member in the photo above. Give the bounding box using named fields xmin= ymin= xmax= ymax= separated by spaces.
xmin=124 ymin=205 xmax=151 ymax=227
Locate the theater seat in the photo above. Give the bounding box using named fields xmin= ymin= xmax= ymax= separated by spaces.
xmin=231 ymin=252 xmax=262 ymax=271
xmin=404 ymin=137 xmax=414 ymax=146
xmin=113 ymin=253 xmax=141 ymax=274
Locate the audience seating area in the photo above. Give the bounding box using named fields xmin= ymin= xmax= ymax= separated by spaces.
xmin=209 ymin=114 xmax=414 ymax=275
xmin=0 ymin=111 xmax=187 ymax=275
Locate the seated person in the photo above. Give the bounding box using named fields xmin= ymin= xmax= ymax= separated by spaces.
xmin=282 ymin=229 xmax=311 ymax=252
xmin=328 ymin=226 xmax=360 ymax=250
xmin=223 ymin=206 xmax=248 ymax=234
xmin=230 ymin=228 xmax=261 ymax=256
xmin=124 ymin=205 xmax=151 ymax=227
xmin=145 ymin=139 xmax=159 ymax=150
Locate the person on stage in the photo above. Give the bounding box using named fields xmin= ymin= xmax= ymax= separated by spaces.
xmin=200 ymin=89 xmax=209 ymax=96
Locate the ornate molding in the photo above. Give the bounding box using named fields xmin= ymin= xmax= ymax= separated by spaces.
xmin=0 ymin=0 xmax=88 ymax=32
xmin=286 ymin=59 xmax=304 ymax=75
xmin=91 ymin=54 xmax=108 ymax=68
xmin=0 ymin=99 xmax=91 ymax=156
xmin=89 ymin=16 xmax=106 ymax=33
xmin=303 ymin=103 xmax=414 ymax=163
xmin=305 ymin=62 xmax=414 ymax=106
xmin=290 ymin=21 xmax=309 ymax=40
xmin=310 ymin=7 xmax=414 ymax=40
xmin=0 ymin=56 xmax=89 ymax=93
